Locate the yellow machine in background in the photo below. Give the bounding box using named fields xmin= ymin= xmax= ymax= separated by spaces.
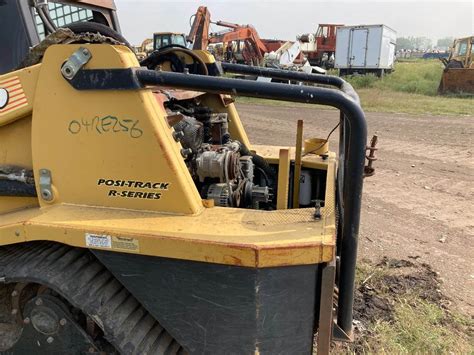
xmin=438 ymin=35 xmax=474 ymax=94
xmin=0 ymin=1 xmax=368 ymax=354
xmin=134 ymin=38 xmax=153 ymax=61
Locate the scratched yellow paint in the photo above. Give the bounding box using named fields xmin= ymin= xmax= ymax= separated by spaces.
xmin=0 ymin=44 xmax=337 ymax=268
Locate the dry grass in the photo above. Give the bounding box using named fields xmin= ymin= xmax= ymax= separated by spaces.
xmin=235 ymin=60 xmax=474 ymax=116
xmin=335 ymin=259 xmax=474 ymax=354
xmin=357 ymin=88 xmax=474 ymax=116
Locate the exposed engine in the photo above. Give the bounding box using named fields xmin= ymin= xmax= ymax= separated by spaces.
xmin=166 ymin=100 xmax=274 ymax=209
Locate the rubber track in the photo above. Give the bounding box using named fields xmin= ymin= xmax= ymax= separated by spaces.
xmin=0 ymin=242 xmax=186 ymax=355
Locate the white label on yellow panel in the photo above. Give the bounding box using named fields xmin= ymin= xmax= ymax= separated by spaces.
xmin=111 ymin=236 xmax=140 ymax=252
xmin=85 ymin=233 xmax=112 ymax=249
xmin=85 ymin=233 xmax=139 ymax=253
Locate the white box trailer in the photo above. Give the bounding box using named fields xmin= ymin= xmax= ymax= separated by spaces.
xmin=335 ymin=24 xmax=397 ymax=76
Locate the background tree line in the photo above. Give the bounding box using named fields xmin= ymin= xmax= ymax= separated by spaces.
xmin=396 ymin=36 xmax=454 ymax=51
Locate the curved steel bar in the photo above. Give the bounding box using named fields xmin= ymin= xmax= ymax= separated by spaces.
xmin=219 ymin=62 xmax=360 ymax=104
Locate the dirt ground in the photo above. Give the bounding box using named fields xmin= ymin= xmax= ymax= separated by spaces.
xmin=236 ymin=103 xmax=474 ymax=315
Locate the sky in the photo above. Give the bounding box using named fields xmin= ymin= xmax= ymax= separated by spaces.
xmin=114 ymin=0 xmax=473 ymax=46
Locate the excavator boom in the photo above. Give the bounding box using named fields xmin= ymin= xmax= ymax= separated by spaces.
xmin=187 ymin=5 xmax=211 ymax=50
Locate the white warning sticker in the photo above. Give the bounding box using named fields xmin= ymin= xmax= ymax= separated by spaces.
xmin=85 ymin=233 xmax=112 ymax=249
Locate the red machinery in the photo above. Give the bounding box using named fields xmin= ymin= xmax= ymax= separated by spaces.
xmin=188 ymin=6 xmax=270 ymax=65
xmin=187 ymin=6 xmax=211 ymax=50
xmin=209 ymin=24 xmax=269 ymax=65
xmin=301 ymin=24 xmax=343 ymax=67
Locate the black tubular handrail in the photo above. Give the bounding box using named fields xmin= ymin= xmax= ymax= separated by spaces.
xmin=66 ymin=67 xmax=366 ymax=338
xmin=219 ymin=62 xmax=360 ymax=104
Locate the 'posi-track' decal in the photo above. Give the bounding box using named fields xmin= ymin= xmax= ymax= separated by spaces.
xmin=0 ymin=76 xmax=28 ymax=116
xmin=97 ymin=178 xmax=170 ymax=200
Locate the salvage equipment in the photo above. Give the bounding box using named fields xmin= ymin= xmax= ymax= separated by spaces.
xmin=438 ymin=35 xmax=474 ymax=94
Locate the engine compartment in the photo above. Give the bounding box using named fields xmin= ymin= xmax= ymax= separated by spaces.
xmin=165 ymin=97 xmax=275 ymax=209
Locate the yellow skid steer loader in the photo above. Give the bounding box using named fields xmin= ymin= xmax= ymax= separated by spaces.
xmin=0 ymin=1 xmax=368 ymax=354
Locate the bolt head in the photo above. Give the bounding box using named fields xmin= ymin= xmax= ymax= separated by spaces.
xmin=11 ymin=290 xmax=18 ymax=297
xmin=11 ymin=309 xmax=18 ymax=315
xmin=181 ymin=148 xmax=193 ymax=158
xmin=46 ymin=336 xmax=54 ymax=344
xmin=59 ymin=318 xmax=67 ymax=326
xmin=35 ymin=298 xmax=43 ymax=306
xmin=23 ymin=317 xmax=30 ymax=324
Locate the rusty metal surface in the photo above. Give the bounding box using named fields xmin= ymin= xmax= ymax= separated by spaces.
xmin=364 ymin=134 xmax=378 ymax=178
xmin=438 ymin=68 xmax=474 ymax=94
xmin=317 ymin=259 xmax=336 ymax=355
xmin=20 ymin=29 xmax=123 ymax=69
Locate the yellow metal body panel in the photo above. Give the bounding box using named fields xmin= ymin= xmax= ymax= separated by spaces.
xmin=276 ymin=148 xmax=290 ymax=210
xmin=0 ymin=158 xmax=336 ymax=267
xmin=0 ymin=44 xmax=337 ymax=267
xmin=253 ymin=144 xmax=335 ymax=170
xmin=0 ymin=145 xmax=336 ymax=267
xmin=32 ymin=45 xmax=203 ymax=214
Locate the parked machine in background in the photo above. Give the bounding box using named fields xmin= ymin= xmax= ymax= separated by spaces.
xmin=335 ymin=24 xmax=397 ymax=77
xmin=153 ymin=32 xmax=187 ymax=50
xmin=208 ymin=23 xmax=268 ymax=65
xmin=300 ymin=24 xmax=343 ymax=68
xmin=135 ymin=38 xmax=153 ymax=60
xmin=188 ymin=6 xmax=269 ymax=65
xmin=438 ymin=36 xmax=474 ymax=94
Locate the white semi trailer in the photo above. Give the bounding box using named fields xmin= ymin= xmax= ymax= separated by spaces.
xmin=335 ymin=24 xmax=397 ymax=77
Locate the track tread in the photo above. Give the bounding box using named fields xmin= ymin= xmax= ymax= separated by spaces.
xmin=0 ymin=242 xmax=186 ymax=355
xmin=136 ymin=323 xmax=166 ymax=354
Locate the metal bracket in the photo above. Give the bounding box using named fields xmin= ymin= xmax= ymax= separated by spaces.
xmin=39 ymin=169 xmax=53 ymax=201
xmin=332 ymin=321 xmax=353 ymax=342
xmin=61 ymin=47 xmax=92 ymax=80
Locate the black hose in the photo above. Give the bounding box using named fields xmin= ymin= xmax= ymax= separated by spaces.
xmin=239 ymin=143 xmax=277 ymax=186
xmin=0 ymin=180 xmax=37 ymax=197
xmin=37 ymin=6 xmax=56 ymax=34
xmin=220 ymin=62 xmax=360 ymax=104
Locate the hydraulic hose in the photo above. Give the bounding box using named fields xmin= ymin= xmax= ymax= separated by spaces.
xmin=238 ymin=143 xmax=277 ymax=187
xmin=34 ymin=0 xmax=57 ymax=34
xmin=0 ymin=180 xmax=37 ymax=197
